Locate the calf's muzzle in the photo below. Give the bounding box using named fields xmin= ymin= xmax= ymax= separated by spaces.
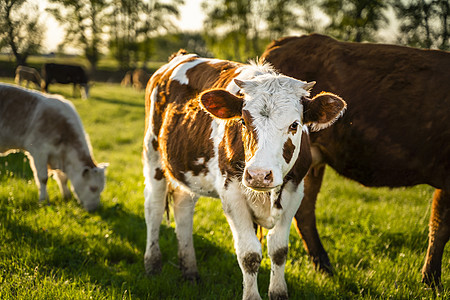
xmin=244 ymin=168 xmax=275 ymax=190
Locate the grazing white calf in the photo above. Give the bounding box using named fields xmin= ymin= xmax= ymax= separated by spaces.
xmin=143 ymin=50 xmax=346 ymax=299
xmin=0 ymin=83 xmax=107 ymax=211
xmin=15 ymin=65 xmax=43 ymax=89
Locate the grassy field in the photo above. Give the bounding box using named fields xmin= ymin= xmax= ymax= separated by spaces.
xmin=0 ymin=78 xmax=449 ymax=299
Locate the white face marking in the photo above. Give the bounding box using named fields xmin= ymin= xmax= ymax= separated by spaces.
xmin=240 ymin=74 xmax=311 ymax=188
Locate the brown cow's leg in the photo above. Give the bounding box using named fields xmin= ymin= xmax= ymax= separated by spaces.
xmin=422 ymin=189 xmax=450 ymax=288
xmin=294 ymin=165 xmax=333 ymax=274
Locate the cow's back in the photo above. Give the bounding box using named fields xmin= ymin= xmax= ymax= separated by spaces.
xmin=0 ymin=84 xmax=41 ymax=150
xmin=43 ymin=63 xmax=88 ymax=84
xmin=262 ymin=34 xmax=450 ymax=189
xmin=0 ymin=84 xmax=91 ymax=162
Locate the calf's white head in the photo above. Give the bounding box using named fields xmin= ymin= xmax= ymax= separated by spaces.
xmin=200 ymin=73 xmax=346 ymax=192
xmin=70 ymin=163 xmax=108 ymax=211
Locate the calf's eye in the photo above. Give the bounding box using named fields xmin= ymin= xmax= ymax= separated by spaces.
xmin=289 ymin=121 xmax=299 ymax=133
xmin=240 ymin=118 xmax=246 ymax=126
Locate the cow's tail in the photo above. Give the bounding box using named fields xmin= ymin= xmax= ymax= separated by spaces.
xmin=164 ymin=185 xmax=173 ymax=224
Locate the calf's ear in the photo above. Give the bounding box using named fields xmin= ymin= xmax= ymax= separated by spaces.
xmin=200 ymin=89 xmax=243 ymax=119
xmin=303 ymin=92 xmax=347 ymax=132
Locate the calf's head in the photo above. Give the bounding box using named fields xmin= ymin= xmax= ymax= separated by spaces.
xmin=200 ymin=74 xmax=346 ymax=191
xmin=71 ymin=163 xmax=108 ymax=211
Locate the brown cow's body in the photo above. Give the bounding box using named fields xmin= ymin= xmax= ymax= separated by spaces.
xmin=261 ymin=34 xmax=450 ymax=286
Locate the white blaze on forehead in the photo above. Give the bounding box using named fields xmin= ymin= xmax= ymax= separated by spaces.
xmin=170 ymin=58 xmax=223 ymax=85
xmin=243 ymin=74 xmax=309 ymax=132
xmin=226 ymin=61 xmax=277 ymax=94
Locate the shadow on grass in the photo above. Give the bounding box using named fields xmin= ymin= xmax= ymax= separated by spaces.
xmin=1 ymin=194 xmax=342 ymax=299
xmin=0 ymin=152 xmax=34 ymax=180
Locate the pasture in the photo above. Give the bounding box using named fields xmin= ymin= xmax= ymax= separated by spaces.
xmin=0 ymin=78 xmax=449 ymax=299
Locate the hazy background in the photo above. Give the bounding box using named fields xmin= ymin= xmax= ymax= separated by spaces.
xmin=1 ymin=0 xmax=448 ymax=72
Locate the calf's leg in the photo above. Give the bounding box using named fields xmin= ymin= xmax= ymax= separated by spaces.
xmin=143 ymin=138 xmax=167 ymax=275
xmin=51 ymin=170 xmax=71 ymax=199
xmin=293 ymin=165 xmax=333 ymax=274
xmin=26 ymin=152 xmax=49 ymax=202
xmin=222 ymin=186 xmax=262 ymax=300
xmin=267 ymin=182 xmax=303 ymax=300
xmin=172 ymin=188 xmax=199 ymax=281
xmin=422 ymin=189 xmax=450 ymax=287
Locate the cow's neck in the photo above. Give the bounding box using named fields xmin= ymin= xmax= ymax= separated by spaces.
xmin=54 ymin=145 xmax=96 ymax=176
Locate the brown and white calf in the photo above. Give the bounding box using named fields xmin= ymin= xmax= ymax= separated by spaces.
xmin=0 ymin=83 xmax=107 ymax=211
xmin=15 ymin=65 xmax=43 ymax=89
xmin=143 ymin=51 xmax=346 ymax=299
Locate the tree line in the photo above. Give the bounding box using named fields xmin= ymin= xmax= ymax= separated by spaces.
xmin=0 ymin=0 xmax=448 ymax=70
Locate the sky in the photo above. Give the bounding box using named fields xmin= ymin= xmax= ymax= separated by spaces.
xmin=43 ymin=0 xmax=205 ymax=52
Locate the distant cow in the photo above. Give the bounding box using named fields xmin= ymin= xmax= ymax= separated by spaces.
xmin=0 ymin=84 xmax=108 ymax=211
xmin=143 ymin=50 xmax=346 ymax=299
xmin=261 ymin=34 xmax=450 ymax=286
xmin=121 ymin=69 xmax=150 ymax=90
xmin=132 ymin=69 xmax=150 ymax=90
xmin=121 ymin=70 xmax=133 ymax=87
xmin=42 ymin=63 xmax=90 ymax=99
xmin=15 ymin=65 xmax=43 ymax=89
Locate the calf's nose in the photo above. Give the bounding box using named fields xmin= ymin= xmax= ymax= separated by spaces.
xmin=244 ymin=168 xmax=274 ymax=189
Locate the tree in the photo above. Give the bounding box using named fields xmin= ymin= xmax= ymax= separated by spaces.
xmin=47 ymin=0 xmax=109 ymax=71
xmin=0 ymin=0 xmax=44 ymax=66
xmin=321 ymin=0 xmax=388 ymax=42
xmin=393 ymin=0 xmax=449 ymax=50
xmin=202 ymin=0 xmax=268 ymax=61
xmin=108 ymin=0 xmax=184 ymax=69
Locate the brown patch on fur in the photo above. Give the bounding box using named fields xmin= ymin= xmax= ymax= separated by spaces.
xmin=274 ymin=186 xmax=284 ymax=209
xmin=218 ymin=121 xmax=245 ymax=187
xmin=242 ymin=252 xmax=261 ymax=274
xmin=283 ymin=137 xmax=295 ymax=164
xmin=186 ymin=61 xmax=241 ymax=92
xmin=285 ymin=131 xmax=312 ymax=186
xmin=272 ymin=247 xmax=288 ymax=266
xmin=241 ymin=110 xmax=258 ymax=162
xmin=154 ymin=168 xmax=164 ymax=180
xmin=151 ymin=138 xmax=158 ymax=151
xmin=159 ymin=100 xmax=214 ymax=186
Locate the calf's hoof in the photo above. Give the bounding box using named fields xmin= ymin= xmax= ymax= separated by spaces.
xmin=269 ymin=291 xmax=288 ymax=300
xmin=182 ymin=271 xmax=200 ymax=283
xmin=144 ymin=252 xmax=162 ymax=275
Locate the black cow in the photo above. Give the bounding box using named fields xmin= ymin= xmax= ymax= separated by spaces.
xmin=42 ymin=63 xmax=90 ymax=99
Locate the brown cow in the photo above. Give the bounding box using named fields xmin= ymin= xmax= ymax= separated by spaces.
xmin=121 ymin=69 xmax=150 ymax=90
xmin=132 ymin=69 xmax=150 ymax=90
xmin=260 ymin=34 xmax=450 ymax=287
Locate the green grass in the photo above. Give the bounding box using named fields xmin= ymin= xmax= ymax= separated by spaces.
xmin=1 ymin=77 xmax=449 ymax=299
